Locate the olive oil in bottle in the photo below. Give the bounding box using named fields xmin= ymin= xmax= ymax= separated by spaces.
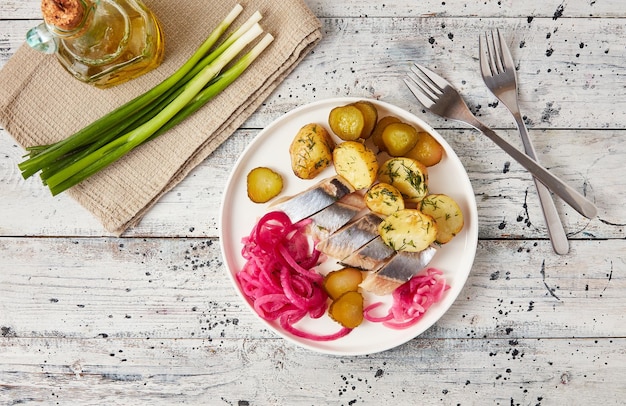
xmin=27 ymin=0 xmax=165 ymax=88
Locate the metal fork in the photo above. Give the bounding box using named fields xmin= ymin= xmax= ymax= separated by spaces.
xmin=480 ymin=29 xmax=569 ymax=254
xmin=403 ymin=63 xmax=597 ymax=220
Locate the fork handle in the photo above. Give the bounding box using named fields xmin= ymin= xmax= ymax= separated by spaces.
xmin=468 ymin=118 xmax=597 ymax=219
xmin=513 ymin=114 xmax=570 ymax=254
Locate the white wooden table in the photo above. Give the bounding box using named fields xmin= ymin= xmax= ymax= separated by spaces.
xmin=1 ymin=1 xmax=625 ymax=404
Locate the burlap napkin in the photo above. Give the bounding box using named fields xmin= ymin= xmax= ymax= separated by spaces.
xmin=0 ymin=0 xmax=321 ymax=235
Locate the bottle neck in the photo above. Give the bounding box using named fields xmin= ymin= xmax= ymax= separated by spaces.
xmin=43 ymin=0 xmax=97 ymax=39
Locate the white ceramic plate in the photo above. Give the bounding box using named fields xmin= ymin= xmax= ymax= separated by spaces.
xmin=219 ymin=97 xmax=478 ymax=356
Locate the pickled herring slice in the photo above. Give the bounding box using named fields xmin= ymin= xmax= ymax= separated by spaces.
xmin=307 ymin=200 xmax=363 ymax=241
xmin=316 ymin=213 xmax=382 ymax=260
xmin=359 ymin=246 xmax=437 ymax=296
xmin=340 ymin=236 xmax=396 ymax=272
xmin=271 ymin=176 xmax=354 ymax=223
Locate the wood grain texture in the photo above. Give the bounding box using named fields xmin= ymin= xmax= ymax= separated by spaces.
xmin=1 ymin=1 xmax=625 ymax=405
xmin=2 ymin=336 xmax=625 ymax=405
xmin=4 ymin=0 xmax=626 ymax=18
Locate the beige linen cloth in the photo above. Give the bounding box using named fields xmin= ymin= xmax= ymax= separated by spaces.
xmin=0 ymin=0 xmax=321 ymax=235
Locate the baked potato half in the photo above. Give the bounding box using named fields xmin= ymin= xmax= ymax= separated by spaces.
xmin=419 ymin=194 xmax=464 ymax=243
xmin=289 ymin=123 xmax=335 ymax=179
xmin=377 ymin=157 xmax=429 ymax=203
xmin=364 ymin=182 xmax=405 ymax=216
xmin=333 ymin=141 xmax=379 ymax=190
xmin=378 ymin=209 xmax=438 ymax=252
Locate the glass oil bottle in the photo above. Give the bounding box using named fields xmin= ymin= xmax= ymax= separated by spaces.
xmin=26 ymin=0 xmax=165 ymax=88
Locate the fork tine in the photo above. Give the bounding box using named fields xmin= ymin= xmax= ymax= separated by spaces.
xmin=404 ymin=62 xmax=447 ymax=108
xmin=411 ymin=63 xmax=449 ymax=93
xmin=409 ymin=65 xmax=441 ymax=98
xmin=496 ymin=28 xmax=516 ymax=73
xmin=480 ymin=30 xmax=503 ymax=76
xmin=478 ymin=32 xmax=493 ymax=77
xmin=403 ymin=77 xmax=436 ymax=108
xmin=490 ymin=30 xmax=505 ymax=74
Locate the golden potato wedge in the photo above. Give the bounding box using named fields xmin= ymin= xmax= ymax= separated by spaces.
xmin=333 ymin=141 xmax=379 ymax=190
xmin=419 ymin=194 xmax=464 ymax=243
xmin=378 ymin=209 xmax=438 ymax=252
xmin=377 ymin=157 xmax=429 ymax=203
xmin=405 ymin=131 xmax=444 ymax=167
xmin=289 ymin=123 xmax=335 ymax=179
xmin=364 ymin=182 xmax=405 ymax=216
xmin=351 ymin=100 xmax=378 ymax=139
xmin=371 ymin=115 xmax=401 ymax=152
xmin=246 ymin=167 xmax=284 ymax=203
xmin=382 ymin=122 xmax=419 ymax=157
xmin=328 ymin=105 xmax=365 ymax=141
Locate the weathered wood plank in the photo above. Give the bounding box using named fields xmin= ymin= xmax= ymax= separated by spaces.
xmin=1 ymin=336 xmax=624 ymax=405
xmin=3 ymin=0 xmax=626 ymax=19
xmin=1 ymin=238 xmax=623 ymax=340
xmin=306 ymin=0 xmax=626 ymax=18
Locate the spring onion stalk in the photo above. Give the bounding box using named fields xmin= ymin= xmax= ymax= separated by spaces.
xmin=44 ymin=22 xmax=267 ymax=195
xmin=182 ymin=11 xmax=263 ymax=83
xmin=17 ymin=5 xmax=274 ymax=196
xmin=38 ymin=78 xmax=190 ymax=181
xmin=18 ymin=4 xmax=245 ymax=179
xmin=150 ymin=33 xmax=274 ymax=141
xmin=39 ymin=95 xmax=170 ymax=181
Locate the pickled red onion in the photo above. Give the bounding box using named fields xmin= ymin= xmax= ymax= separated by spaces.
xmin=363 ymin=268 xmax=449 ymax=329
xmin=237 ymin=211 xmax=351 ymax=341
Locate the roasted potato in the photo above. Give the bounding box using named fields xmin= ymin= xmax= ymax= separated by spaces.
xmin=419 ymin=194 xmax=464 ymax=243
xmin=352 ymin=100 xmax=378 ymax=139
xmin=324 ymin=267 xmax=363 ymax=300
xmin=333 ymin=141 xmax=379 ymax=190
xmin=364 ymin=182 xmax=405 ymax=216
xmin=377 ymin=157 xmax=429 ymax=203
xmin=246 ymin=167 xmax=283 ymax=203
xmin=328 ymin=105 xmax=365 ymax=141
xmin=405 ymin=131 xmax=444 ymax=167
xmin=382 ymin=122 xmax=419 ymax=157
xmin=371 ymin=115 xmax=401 ymax=152
xmin=328 ymin=290 xmax=364 ymax=328
xmin=289 ymin=123 xmax=335 ymax=179
xmin=378 ymin=209 xmax=438 ymax=252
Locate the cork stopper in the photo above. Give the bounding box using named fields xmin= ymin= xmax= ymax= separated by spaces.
xmin=41 ymin=0 xmax=85 ymax=30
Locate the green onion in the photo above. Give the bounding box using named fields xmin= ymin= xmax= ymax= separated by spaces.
xmin=18 ymin=4 xmax=273 ymax=196
xmin=150 ymin=33 xmax=274 ymax=141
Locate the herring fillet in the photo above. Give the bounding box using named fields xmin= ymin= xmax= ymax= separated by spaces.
xmin=376 ymin=247 xmax=437 ymax=281
xmin=270 ymin=176 xmax=354 ymax=223
xmin=359 ymin=246 xmax=437 ymax=295
xmin=341 ymin=236 xmax=396 ymax=271
xmin=316 ymin=213 xmax=382 ymax=260
xmin=307 ymin=200 xmax=363 ymax=240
